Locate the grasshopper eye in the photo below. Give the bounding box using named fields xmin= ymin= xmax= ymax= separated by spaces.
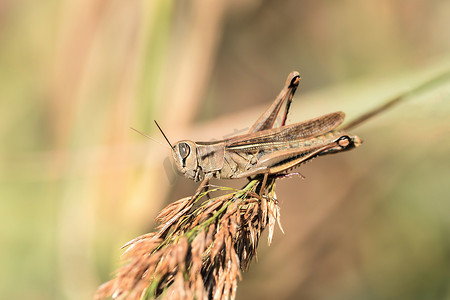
xmin=337 ymin=135 xmax=351 ymax=148
xmin=179 ymin=142 xmax=190 ymax=159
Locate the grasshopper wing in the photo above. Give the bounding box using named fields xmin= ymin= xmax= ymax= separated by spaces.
xmin=226 ymin=111 xmax=345 ymax=152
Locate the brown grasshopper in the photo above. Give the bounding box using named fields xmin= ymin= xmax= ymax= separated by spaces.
xmin=163 ymin=71 xmax=361 ymax=184
xmin=154 ymin=71 xmax=361 ymax=236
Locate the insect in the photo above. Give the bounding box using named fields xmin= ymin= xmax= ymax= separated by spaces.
xmin=159 ymin=71 xmax=361 ymax=185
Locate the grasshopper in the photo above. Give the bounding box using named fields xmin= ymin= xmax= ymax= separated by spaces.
xmin=164 ymin=71 xmax=361 ymax=184
xmin=154 ymin=71 xmax=361 ymax=236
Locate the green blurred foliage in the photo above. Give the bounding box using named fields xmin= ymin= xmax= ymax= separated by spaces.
xmin=0 ymin=0 xmax=449 ymax=299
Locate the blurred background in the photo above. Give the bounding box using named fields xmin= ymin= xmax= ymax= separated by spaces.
xmin=1 ymin=0 xmax=449 ymax=299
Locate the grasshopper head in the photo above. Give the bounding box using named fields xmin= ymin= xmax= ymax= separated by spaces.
xmin=171 ymin=140 xmax=200 ymax=181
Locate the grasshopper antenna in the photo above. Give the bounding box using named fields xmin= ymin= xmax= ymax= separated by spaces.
xmin=130 ymin=127 xmax=169 ymax=149
xmin=154 ymin=120 xmax=174 ymax=149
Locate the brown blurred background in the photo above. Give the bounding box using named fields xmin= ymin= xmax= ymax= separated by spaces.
xmin=1 ymin=0 xmax=449 ymax=299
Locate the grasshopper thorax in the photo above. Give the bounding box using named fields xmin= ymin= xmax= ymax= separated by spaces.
xmin=171 ymin=140 xmax=200 ymax=181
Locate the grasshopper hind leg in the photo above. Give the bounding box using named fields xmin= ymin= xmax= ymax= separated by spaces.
xmin=249 ymin=71 xmax=300 ymax=133
xmin=281 ymin=74 xmax=300 ymax=127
